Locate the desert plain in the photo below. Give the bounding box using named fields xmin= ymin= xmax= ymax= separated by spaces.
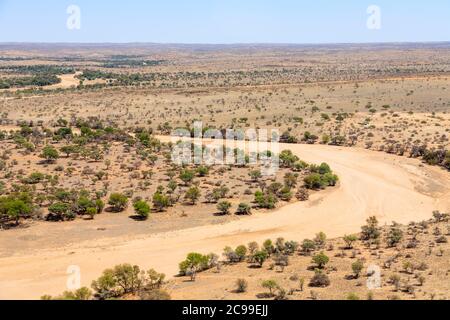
xmin=0 ymin=43 xmax=449 ymax=300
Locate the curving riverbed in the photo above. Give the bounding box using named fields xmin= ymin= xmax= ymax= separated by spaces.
xmin=0 ymin=142 xmax=449 ymax=299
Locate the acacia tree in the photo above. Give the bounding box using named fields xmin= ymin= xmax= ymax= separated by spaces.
xmin=179 ymin=169 xmax=195 ymax=186
xmin=153 ymin=191 xmax=170 ymax=212
xmin=185 ymin=186 xmax=200 ymax=205
xmin=108 ymin=193 xmax=128 ymax=212
xmin=91 ymin=264 xmax=142 ymax=299
xmin=343 ymin=234 xmax=358 ymax=249
xmin=179 ymin=253 xmax=209 ymax=281
xmin=40 ymin=145 xmax=59 ymax=163
xmin=261 ymin=280 xmax=278 ymax=297
xmin=133 ymin=200 xmax=151 ymax=219
xmin=248 ymin=170 xmax=262 ymax=182
xmin=236 ymin=203 xmax=251 ymax=215
xmin=352 ymin=260 xmax=364 ymax=278
xmin=0 ymin=197 xmax=32 ymax=225
xmin=217 ymin=201 xmax=232 ymax=215
xmin=386 ymin=227 xmax=403 ymax=247
xmin=361 ymin=216 xmax=381 ymax=241
xmin=47 ymin=202 xmax=72 ymax=221
xmin=253 ymin=250 xmax=269 ymax=267
xmin=312 ymin=252 xmax=329 ymax=269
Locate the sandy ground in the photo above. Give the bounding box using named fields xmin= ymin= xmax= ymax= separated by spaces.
xmin=0 ymin=142 xmax=449 ymax=299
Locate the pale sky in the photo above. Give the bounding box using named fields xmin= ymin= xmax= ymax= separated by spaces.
xmin=0 ymin=0 xmax=449 ymax=43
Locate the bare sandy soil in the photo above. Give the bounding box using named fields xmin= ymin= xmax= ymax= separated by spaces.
xmin=0 ymin=141 xmax=449 ymax=300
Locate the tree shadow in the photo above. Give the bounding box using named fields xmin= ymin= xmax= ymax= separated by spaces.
xmin=129 ymin=215 xmax=148 ymax=221
xmin=256 ymin=292 xmax=274 ymax=299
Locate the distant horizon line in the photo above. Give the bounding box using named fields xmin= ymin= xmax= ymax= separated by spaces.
xmin=0 ymin=40 xmax=449 ymax=46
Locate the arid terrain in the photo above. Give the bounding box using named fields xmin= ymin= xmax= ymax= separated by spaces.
xmin=0 ymin=43 xmax=449 ymax=300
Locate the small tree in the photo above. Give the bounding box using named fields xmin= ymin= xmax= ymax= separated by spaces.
xmin=217 ymin=201 xmax=232 ymax=215
xmin=133 ymin=200 xmax=151 ymax=219
xmin=112 ymin=264 xmax=142 ymax=295
xmin=309 ymin=270 xmax=330 ymax=288
xmin=235 ymin=279 xmax=248 ymax=293
xmin=283 ymin=173 xmax=297 ymax=188
xmin=263 ymin=239 xmax=275 ymax=255
xmin=113 ymin=264 xmax=142 ymax=294
xmin=248 ymin=170 xmax=262 ymax=182
xmin=351 ymin=260 xmax=364 ymax=278
xmin=108 ymin=193 xmax=128 ymax=212
xmin=196 ymin=166 xmax=209 ymax=177
xmin=343 ymin=234 xmax=358 ymax=249
xmin=95 ymin=199 xmax=105 ymax=213
xmin=247 ymin=241 xmax=259 ymax=257
xmin=314 ymin=232 xmax=327 ymax=247
xmin=253 ymin=250 xmax=269 ymax=267
xmin=2 ymin=199 xmax=32 ymax=225
xmin=301 ymin=239 xmax=316 ymax=255
xmin=386 ymin=227 xmax=403 ymax=247
xmin=236 ymin=202 xmax=251 ymax=215
xmin=278 ymin=186 xmax=293 ymax=201
xmin=303 ymin=173 xmax=324 ymax=190
xmin=254 ymin=191 xmax=277 ymax=209
xmin=145 ymin=269 xmax=166 ymax=290
xmin=179 ymin=253 xmax=209 ymax=281
xmin=361 ymin=216 xmax=381 ymax=241
xmin=180 ymin=169 xmax=195 ymax=185
xmin=91 ymin=269 xmax=117 ymax=299
xmin=185 ymin=186 xmax=201 ymax=205
xmin=261 ymin=280 xmax=278 ymax=296
xmin=47 ymin=202 xmax=73 ymax=221
xmin=153 ymin=191 xmax=170 ymax=212
xmin=235 ymin=245 xmax=247 ymax=262
xmin=312 ymin=252 xmax=329 ymax=269
xmin=40 ymin=145 xmax=59 ymax=163
xmin=60 ymin=145 xmax=78 ymax=158
xmin=223 ymin=246 xmax=239 ymax=263
xmin=86 ymin=207 xmax=98 ymax=220
xmin=91 ymin=264 xmax=142 ymax=299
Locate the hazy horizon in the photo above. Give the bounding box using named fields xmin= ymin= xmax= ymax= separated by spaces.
xmin=0 ymin=41 xmax=449 ymax=46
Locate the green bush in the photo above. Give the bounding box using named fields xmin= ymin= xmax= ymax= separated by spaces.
xmin=361 ymin=216 xmax=381 ymax=241
xmin=217 ymin=201 xmax=232 ymax=215
xmin=352 ymin=260 xmax=364 ymax=278
xmin=133 ymin=200 xmax=151 ymax=219
xmin=386 ymin=227 xmax=403 ymax=247
xmin=180 ymin=169 xmax=195 ymax=185
xmin=47 ymin=202 xmax=73 ymax=221
xmin=303 ymin=173 xmax=324 ymax=189
xmin=252 ymin=250 xmax=269 ymax=267
xmin=235 ymin=279 xmax=248 ymax=293
xmin=108 ymin=193 xmax=128 ymax=212
xmin=254 ymin=191 xmax=277 ymax=209
xmin=236 ymin=202 xmax=252 ymax=215
xmin=309 ymin=270 xmax=330 ymax=287
xmin=312 ymin=252 xmax=329 ymax=269
xmin=0 ymin=196 xmax=32 ymax=224
xmin=178 ymin=253 xmax=212 ymax=281
xmin=261 ymin=279 xmax=279 ymax=296
xmin=91 ymin=264 xmax=142 ymax=299
xmin=185 ymin=186 xmax=201 ymax=205
xmin=40 ymin=145 xmax=59 ymax=163
xmin=152 ymin=191 xmax=170 ymax=212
